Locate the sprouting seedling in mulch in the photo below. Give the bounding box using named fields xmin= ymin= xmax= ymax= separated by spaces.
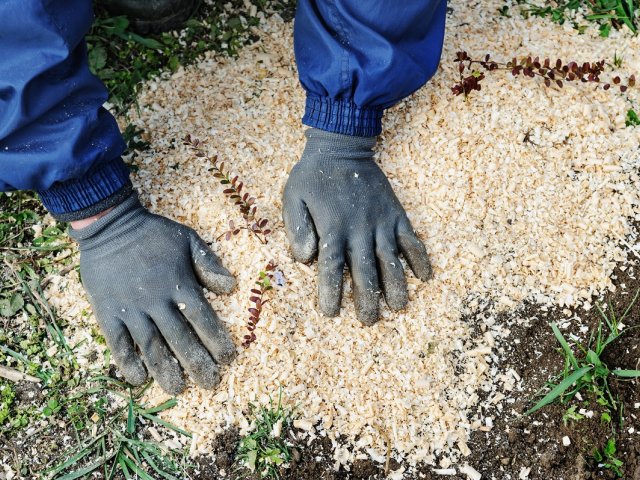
xmin=242 ymin=261 xmax=282 ymax=348
xmin=451 ymin=51 xmax=636 ymax=99
xmin=236 ymin=388 xmax=296 ymax=480
xmin=626 ymin=108 xmax=640 ymax=126
xmin=592 ymin=437 xmax=625 ymax=477
xmin=44 ymin=377 xmax=192 ymax=480
xmin=526 ymin=289 xmax=640 ymax=416
xmin=183 ymin=134 xmax=272 ymax=244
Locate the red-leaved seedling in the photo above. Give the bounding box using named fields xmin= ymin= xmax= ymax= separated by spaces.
xmin=183 ymin=135 xmax=272 ymax=244
xmin=242 ymin=261 xmax=279 ymax=348
xmin=452 ymin=51 xmax=636 ymax=99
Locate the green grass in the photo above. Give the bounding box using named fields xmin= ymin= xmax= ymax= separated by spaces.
xmin=1 ymin=1 xmax=285 ymax=475
xmin=526 ymin=290 xmax=640 ymax=416
xmin=44 ymin=378 xmax=192 ymax=480
xmin=526 ymin=292 xmax=640 ymax=478
xmin=89 ymin=1 xmax=267 ymax=115
xmin=236 ymin=391 xmax=296 ymax=480
xmin=500 ymin=0 xmax=640 ymax=36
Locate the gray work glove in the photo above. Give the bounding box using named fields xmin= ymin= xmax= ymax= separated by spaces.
xmin=69 ymin=192 xmax=236 ymax=394
xmin=283 ymin=128 xmax=432 ymax=325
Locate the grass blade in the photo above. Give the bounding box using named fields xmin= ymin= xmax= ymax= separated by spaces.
xmin=45 ymin=448 xmax=92 ymax=477
xmin=140 ymin=398 xmax=177 ymax=415
xmin=612 ymin=369 xmax=640 ymax=378
xmin=121 ymin=454 xmax=155 ymax=480
xmin=140 ymin=412 xmax=192 ymax=438
xmin=57 ymin=452 xmax=116 ymax=480
xmin=526 ymin=366 xmax=593 ymax=415
xmin=141 ymin=449 xmax=181 ymax=480
xmin=127 ymin=396 xmax=136 ymax=435
xmin=551 ymin=323 xmax=578 ymax=369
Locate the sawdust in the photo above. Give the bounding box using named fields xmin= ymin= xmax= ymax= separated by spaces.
xmin=46 ymin=0 xmax=640 ymax=469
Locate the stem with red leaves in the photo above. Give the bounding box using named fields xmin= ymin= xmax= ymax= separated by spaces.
xmin=242 ymin=261 xmax=278 ymax=348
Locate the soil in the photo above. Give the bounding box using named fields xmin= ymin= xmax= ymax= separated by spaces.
xmin=192 ymin=251 xmax=640 ymax=479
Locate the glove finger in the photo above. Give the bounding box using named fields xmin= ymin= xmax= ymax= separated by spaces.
xmin=347 ymin=236 xmax=380 ymax=326
xmin=176 ymin=287 xmax=237 ymax=365
xmin=189 ymin=232 xmax=235 ymax=294
xmin=317 ymin=238 xmax=346 ymax=317
xmin=282 ymin=194 xmax=318 ymax=263
xmin=123 ymin=312 xmax=185 ymax=395
xmin=151 ymin=304 xmax=221 ymax=390
xmin=376 ymin=231 xmax=408 ymax=311
xmin=96 ymin=314 xmax=147 ymax=387
xmin=397 ymin=217 xmax=433 ymax=281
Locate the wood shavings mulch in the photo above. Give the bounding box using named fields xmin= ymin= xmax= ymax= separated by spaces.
xmin=46 ymin=0 xmax=640 ymax=469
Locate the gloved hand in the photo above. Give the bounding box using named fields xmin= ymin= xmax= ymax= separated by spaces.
xmin=69 ymin=192 xmax=236 ymax=394
xmin=283 ymin=128 xmax=432 ymax=325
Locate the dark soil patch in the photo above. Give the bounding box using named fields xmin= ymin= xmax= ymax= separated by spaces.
xmin=193 ymin=254 xmax=640 ymax=479
xmin=460 ymin=259 xmax=640 ymax=480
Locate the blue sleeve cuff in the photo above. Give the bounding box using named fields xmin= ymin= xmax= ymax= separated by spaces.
xmin=38 ymin=157 xmax=132 ymax=218
xmin=302 ymin=95 xmax=384 ymax=137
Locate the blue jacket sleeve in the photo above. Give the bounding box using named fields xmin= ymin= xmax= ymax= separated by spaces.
xmin=0 ymin=0 xmax=130 ymax=219
xmin=294 ymin=0 xmax=447 ymax=137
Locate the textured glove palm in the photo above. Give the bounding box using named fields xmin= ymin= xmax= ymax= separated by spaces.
xmin=283 ymin=128 xmax=432 ymax=325
xmin=69 ymin=193 xmax=236 ymax=394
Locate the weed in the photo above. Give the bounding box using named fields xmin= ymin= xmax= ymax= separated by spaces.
xmin=0 ymin=381 xmax=16 ymax=424
xmin=592 ymin=437 xmax=625 ymax=477
xmin=88 ymin=1 xmax=264 ymax=115
xmin=183 ymin=135 xmax=272 ymax=244
xmin=504 ymin=0 xmax=640 ymax=35
xmin=44 ymin=377 xmax=193 ymax=479
xmin=612 ymin=51 xmax=624 ymax=68
xmin=526 ymin=290 xmax=640 ymax=416
xmin=243 ymin=261 xmax=280 ymax=348
xmin=236 ymin=390 xmax=296 ymax=479
xmin=626 ymin=108 xmax=640 ymax=126
xmin=562 ymin=405 xmax=585 ymax=425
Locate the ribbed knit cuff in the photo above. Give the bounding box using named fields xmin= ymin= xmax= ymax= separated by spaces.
xmin=38 ymin=157 xmax=133 ymax=221
xmin=302 ymin=95 xmax=384 ymax=137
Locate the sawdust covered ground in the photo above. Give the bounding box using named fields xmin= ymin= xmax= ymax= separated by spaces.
xmin=46 ymin=0 xmax=640 ymax=474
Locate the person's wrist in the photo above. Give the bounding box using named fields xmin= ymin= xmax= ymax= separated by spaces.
xmin=70 ymin=207 xmax=114 ymax=230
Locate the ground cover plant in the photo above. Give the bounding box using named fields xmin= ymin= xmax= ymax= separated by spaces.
xmin=499 ymin=0 xmax=640 ymax=36
xmin=234 ymin=391 xmax=297 ymax=479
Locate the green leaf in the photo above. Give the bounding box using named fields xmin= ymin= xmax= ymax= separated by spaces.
xmin=612 ymin=369 xmax=640 ymax=377
xmin=127 ymin=397 xmax=136 ymax=435
xmin=245 ymin=450 xmax=257 ymax=471
xmin=121 ymin=455 xmax=155 ymax=480
xmin=626 ymin=109 xmax=640 ymax=127
xmin=242 ymin=437 xmax=258 ymax=451
xmin=604 ymin=438 xmax=616 ymax=456
xmin=118 ymin=453 xmax=132 ymax=480
xmin=141 ymin=450 xmax=181 ymax=480
xmin=140 ymin=412 xmax=192 ymax=438
xmin=57 ymin=456 xmax=112 ymax=480
xmin=88 ymin=45 xmax=108 ymax=73
xmin=127 ymin=32 xmax=164 ymax=49
xmin=526 ymin=366 xmax=593 ymax=415
xmin=141 ymin=398 xmax=177 ymax=415
xmin=551 ymin=323 xmax=578 ymax=369
xmin=586 ymin=349 xmax=601 ymax=366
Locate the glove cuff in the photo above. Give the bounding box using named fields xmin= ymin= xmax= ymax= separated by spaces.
xmin=303 ymin=128 xmax=376 ymax=161
xmin=68 ymin=191 xmax=145 ymax=247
